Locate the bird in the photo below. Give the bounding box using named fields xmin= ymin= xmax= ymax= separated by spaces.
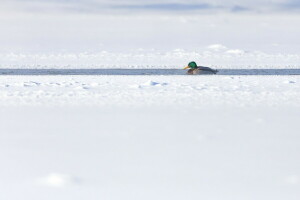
xmin=183 ymin=61 xmax=218 ymax=75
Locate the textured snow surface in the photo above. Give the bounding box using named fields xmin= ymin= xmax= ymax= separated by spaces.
xmin=1 ymin=51 xmax=300 ymax=69
xmin=0 ymin=75 xmax=299 ymax=107
xmin=1 ymin=3 xmax=300 ymax=199
xmin=0 ymin=75 xmax=300 ymax=200
xmin=1 ymin=13 xmax=300 ymax=68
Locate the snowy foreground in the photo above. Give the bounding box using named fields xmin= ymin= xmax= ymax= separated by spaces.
xmin=0 ymin=74 xmax=300 ymax=200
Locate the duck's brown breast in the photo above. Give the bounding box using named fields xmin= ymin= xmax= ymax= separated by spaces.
xmin=187 ymin=69 xmax=194 ymax=75
xmin=192 ymin=69 xmax=201 ymax=74
xmin=187 ymin=69 xmax=200 ymax=75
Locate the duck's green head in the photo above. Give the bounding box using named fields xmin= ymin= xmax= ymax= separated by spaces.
xmin=184 ymin=61 xmax=198 ymax=69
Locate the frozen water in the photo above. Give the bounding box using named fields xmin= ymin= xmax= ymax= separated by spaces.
xmin=0 ymin=3 xmax=300 ymax=200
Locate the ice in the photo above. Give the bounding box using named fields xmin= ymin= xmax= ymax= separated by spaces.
xmin=0 ymin=4 xmax=299 ymax=200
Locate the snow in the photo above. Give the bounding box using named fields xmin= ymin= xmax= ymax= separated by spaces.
xmin=225 ymin=49 xmax=245 ymax=55
xmin=0 ymin=3 xmax=300 ymax=199
xmin=0 ymin=75 xmax=299 ymax=107
xmin=207 ymin=44 xmax=228 ymax=51
xmin=1 ymin=103 xmax=300 ymax=200
xmin=0 ymin=74 xmax=300 ymax=200
xmin=1 ymin=50 xmax=300 ymax=69
xmin=37 ymin=173 xmax=81 ymax=188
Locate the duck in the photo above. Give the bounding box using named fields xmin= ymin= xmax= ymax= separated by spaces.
xmin=183 ymin=61 xmax=218 ymax=75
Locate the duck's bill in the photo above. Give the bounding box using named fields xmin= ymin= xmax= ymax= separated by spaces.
xmin=183 ymin=66 xmax=190 ymax=69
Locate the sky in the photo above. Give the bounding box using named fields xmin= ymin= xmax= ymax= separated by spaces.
xmin=1 ymin=0 xmax=300 ymax=14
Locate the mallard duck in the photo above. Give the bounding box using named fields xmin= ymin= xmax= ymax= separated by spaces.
xmin=183 ymin=61 xmax=218 ymax=75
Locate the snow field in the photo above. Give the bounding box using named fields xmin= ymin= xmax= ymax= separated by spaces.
xmin=1 ymin=3 xmax=300 ymax=200
xmin=0 ymin=104 xmax=299 ymax=200
xmin=0 ymin=75 xmax=299 ymax=107
xmin=0 ymin=74 xmax=299 ymax=199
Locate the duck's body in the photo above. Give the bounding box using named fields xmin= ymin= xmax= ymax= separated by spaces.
xmin=184 ymin=62 xmax=218 ymax=75
xmin=187 ymin=66 xmax=218 ymax=75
